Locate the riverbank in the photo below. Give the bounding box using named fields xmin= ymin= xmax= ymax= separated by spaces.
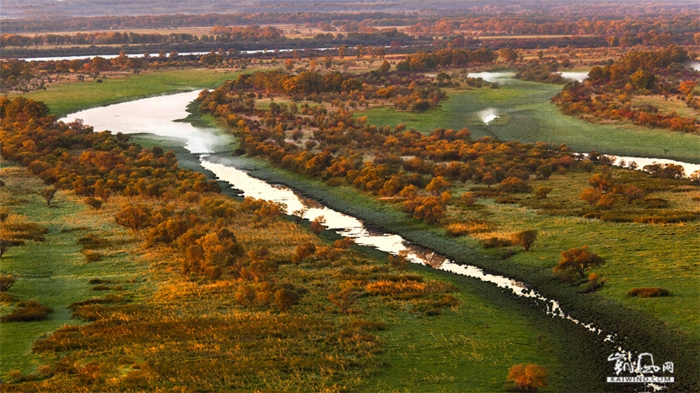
xmin=18 ymin=67 xmax=261 ymax=118
xmin=206 ymin=151 xmax=700 ymax=391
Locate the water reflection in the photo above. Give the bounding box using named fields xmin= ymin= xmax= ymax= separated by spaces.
xmin=467 ymin=71 xmax=515 ymax=83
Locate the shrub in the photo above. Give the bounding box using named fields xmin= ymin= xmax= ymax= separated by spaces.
xmin=82 ymin=250 xmax=102 ymax=263
xmin=534 ymin=187 xmax=552 ymax=199
xmin=642 ymin=197 xmax=670 ymax=209
xmin=274 ymin=288 xmax=301 ymax=311
xmin=507 ymin=363 xmax=548 ymax=391
xmin=460 ymin=192 xmax=476 ymax=206
xmin=0 ymin=275 xmax=16 ymax=291
xmin=1 ymin=299 xmax=53 ymax=322
xmin=388 ymin=252 xmax=410 ymax=271
xmin=499 ymin=177 xmax=532 ymax=193
xmin=84 ymin=197 xmax=103 ymax=209
xmin=292 ymin=242 xmax=316 ymax=264
xmin=310 ymin=216 xmax=326 ymax=234
xmin=481 ymin=237 xmax=513 ymax=249
xmin=627 ymin=288 xmax=671 ymax=298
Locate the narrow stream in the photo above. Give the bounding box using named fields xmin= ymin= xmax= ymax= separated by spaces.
xmin=62 ymin=91 xmax=690 ymax=391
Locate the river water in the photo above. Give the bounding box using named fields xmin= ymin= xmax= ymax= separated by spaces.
xmin=62 ymin=90 xmax=691 ymax=391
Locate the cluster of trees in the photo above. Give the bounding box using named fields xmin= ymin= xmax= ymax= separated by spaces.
xmin=198 ymin=68 xmax=447 ymax=115
xmin=552 ymin=45 xmax=699 ymax=133
xmin=0 ymin=12 xmax=397 ymax=34
xmin=209 ymin=25 xmax=283 ymax=40
xmin=404 ymin=15 xmax=699 ymax=45
xmin=395 ymin=49 xmax=498 ymax=72
xmin=515 ymin=60 xmax=568 ymax=84
xmin=199 ymin=79 xmax=580 ymax=225
xmin=1 ymin=32 xmax=206 ymax=48
xmin=0 ymin=97 xmax=220 ymax=203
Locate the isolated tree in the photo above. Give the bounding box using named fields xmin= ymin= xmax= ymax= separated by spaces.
xmin=328 ymin=288 xmax=355 ymax=314
xmin=42 ymin=187 xmax=57 ymax=207
xmin=337 ymin=44 xmax=347 ymax=59
xmin=310 ymin=216 xmax=326 ymax=234
xmin=507 ymin=363 xmax=548 ymax=391
xmin=512 ymin=230 xmax=537 ymax=251
xmin=553 ymin=246 xmax=605 ymax=280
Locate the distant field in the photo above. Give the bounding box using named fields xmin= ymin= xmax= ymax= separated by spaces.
xmin=631 ymin=95 xmax=700 ymax=120
xmin=357 ymin=81 xmax=700 ymax=164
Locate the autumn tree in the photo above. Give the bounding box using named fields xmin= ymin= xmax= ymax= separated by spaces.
xmin=310 ymin=216 xmax=326 ymax=234
xmin=553 ymin=246 xmax=605 ymax=281
xmin=328 ymin=288 xmax=356 ymax=314
xmin=41 ymin=187 xmax=57 ymax=207
xmin=115 ymin=204 xmax=152 ymax=232
xmin=499 ymin=47 xmax=519 ymax=63
xmin=507 ymin=363 xmax=548 ymax=391
xmin=425 ymin=176 xmax=450 ymax=195
xmin=512 ymin=230 xmax=537 ymax=251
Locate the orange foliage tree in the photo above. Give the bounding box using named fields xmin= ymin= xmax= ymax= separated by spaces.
xmin=507 ymin=363 xmax=548 ymax=391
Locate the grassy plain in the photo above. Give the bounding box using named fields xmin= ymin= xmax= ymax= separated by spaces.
xmin=357 ymin=81 xmax=700 ymax=163
xmin=0 ymin=163 xmax=145 ymax=376
xmin=0 ymin=163 xmax=574 ymax=391
xmin=21 ymin=68 xmax=254 ymax=117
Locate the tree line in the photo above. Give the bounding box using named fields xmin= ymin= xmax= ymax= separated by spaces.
xmin=552 ymin=44 xmax=699 ymax=133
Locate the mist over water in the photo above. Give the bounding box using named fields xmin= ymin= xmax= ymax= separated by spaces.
xmin=559 ymin=71 xmax=589 ymax=82
xmin=477 ymin=108 xmax=499 ymax=124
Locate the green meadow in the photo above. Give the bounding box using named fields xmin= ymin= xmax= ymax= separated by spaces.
xmin=0 ymin=164 xmax=147 ymax=376
xmin=20 ymin=68 xmax=254 ymax=117
xmin=358 ymin=81 xmax=700 ymax=164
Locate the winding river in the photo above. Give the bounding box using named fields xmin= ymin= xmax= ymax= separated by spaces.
xmin=62 ymin=90 xmax=694 ymax=391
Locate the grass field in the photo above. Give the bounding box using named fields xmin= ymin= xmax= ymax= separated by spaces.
xmin=0 ymin=162 xmax=576 ymax=391
xmin=20 ymin=68 xmax=255 ymax=117
xmin=357 ymin=81 xmax=700 ymax=164
xmin=447 ymin=170 xmax=700 ymax=341
xmin=0 ymin=163 xmax=146 ymax=376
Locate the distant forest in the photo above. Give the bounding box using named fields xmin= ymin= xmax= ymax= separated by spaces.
xmin=1 ymin=0 xmax=698 ymax=21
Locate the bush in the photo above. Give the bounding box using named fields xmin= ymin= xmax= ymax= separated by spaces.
xmin=481 ymin=237 xmax=513 ymax=249
xmin=84 ymin=197 xmax=103 ymax=209
xmin=0 ymin=275 xmax=16 ymax=291
xmin=642 ymin=197 xmax=670 ymax=209
xmin=506 ymin=363 xmax=548 ymax=391
xmin=1 ymin=299 xmax=53 ymax=322
xmin=82 ymin=250 xmax=102 ymax=263
xmin=627 ymin=288 xmax=671 ymax=298
xmin=460 ymin=192 xmax=476 ymax=206
xmin=534 ymin=187 xmax=552 ymax=199
xmin=274 ymin=288 xmax=301 ymax=311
